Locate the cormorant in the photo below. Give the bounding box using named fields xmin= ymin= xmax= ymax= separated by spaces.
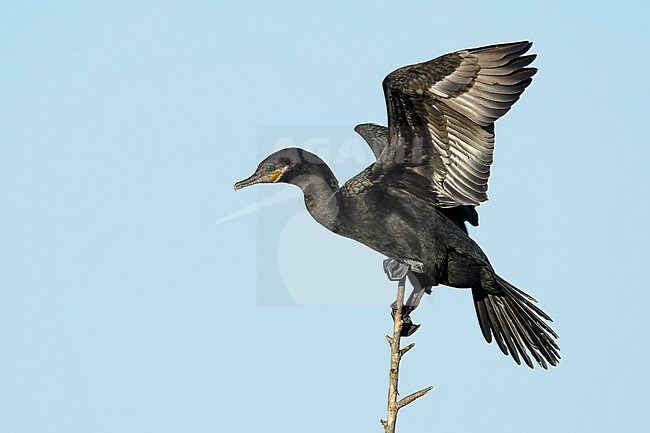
xmin=234 ymin=42 xmax=559 ymax=369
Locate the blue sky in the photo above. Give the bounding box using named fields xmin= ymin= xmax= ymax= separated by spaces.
xmin=2 ymin=1 xmax=649 ymax=432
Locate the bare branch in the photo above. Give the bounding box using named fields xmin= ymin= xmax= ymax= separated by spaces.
xmin=381 ymin=276 xmax=432 ymax=433
xmin=396 ymin=386 xmax=434 ymax=409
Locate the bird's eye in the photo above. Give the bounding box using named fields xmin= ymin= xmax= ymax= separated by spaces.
xmin=265 ymin=164 xmax=277 ymax=173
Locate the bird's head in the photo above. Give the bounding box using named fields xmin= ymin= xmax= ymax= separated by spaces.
xmin=234 ymin=147 xmax=329 ymax=191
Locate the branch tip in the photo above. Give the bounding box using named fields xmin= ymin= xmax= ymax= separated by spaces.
xmin=400 ymin=343 xmax=415 ymax=357
xmin=396 ymin=386 xmax=434 ymax=409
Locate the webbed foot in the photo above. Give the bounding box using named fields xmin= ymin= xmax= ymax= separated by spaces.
xmin=390 ymin=303 xmax=421 ymax=337
xmin=383 ymin=258 xmax=409 ymax=281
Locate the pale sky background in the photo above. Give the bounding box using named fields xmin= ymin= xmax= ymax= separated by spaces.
xmin=2 ymin=1 xmax=649 ymax=432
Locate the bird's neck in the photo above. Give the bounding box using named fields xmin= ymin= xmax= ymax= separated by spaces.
xmin=288 ymin=164 xmax=340 ymax=230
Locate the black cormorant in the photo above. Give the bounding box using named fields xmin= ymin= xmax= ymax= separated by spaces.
xmin=234 ymin=42 xmax=559 ymax=369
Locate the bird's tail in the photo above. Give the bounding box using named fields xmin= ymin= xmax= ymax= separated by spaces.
xmin=472 ymin=271 xmax=560 ymax=369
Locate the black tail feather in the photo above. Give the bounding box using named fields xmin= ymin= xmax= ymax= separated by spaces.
xmin=472 ymin=274 xmax=560 ymax=369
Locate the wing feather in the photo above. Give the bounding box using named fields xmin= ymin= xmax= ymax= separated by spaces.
xmin=354 ymin=123 xmax=388 ymax=158
xmin=378 ymin=41 xmax=537 ymax=206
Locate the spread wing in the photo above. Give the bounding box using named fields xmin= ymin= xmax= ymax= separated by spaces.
xmin=354 ymin=123 xmax=479 ymax=229
xmin=377 ymin=41 xmax=537 ymax=207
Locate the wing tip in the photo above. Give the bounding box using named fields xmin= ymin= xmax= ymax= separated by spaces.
xmin=470 ymin=40 xmax=533 ymax=53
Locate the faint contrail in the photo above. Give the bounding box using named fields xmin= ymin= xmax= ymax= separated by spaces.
xmin=217 ymin=187 xmax=297 ymax=224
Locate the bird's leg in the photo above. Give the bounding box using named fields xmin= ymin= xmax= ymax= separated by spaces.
xmin=390 ymin=274 xmax=425 ymax=337
xmin=404 ymin=272 xmax=426 ymax=317
xmin=384 ymin=258 xmax=422 ymax=337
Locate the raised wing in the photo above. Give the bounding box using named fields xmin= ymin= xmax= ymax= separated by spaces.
xmin=355 ymin=123 xmax=479 ymax=229
xmin=378 ymin=41 xmax=537 ymax=207
xmin=354 ymin=123 xmax=388 ymax=158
